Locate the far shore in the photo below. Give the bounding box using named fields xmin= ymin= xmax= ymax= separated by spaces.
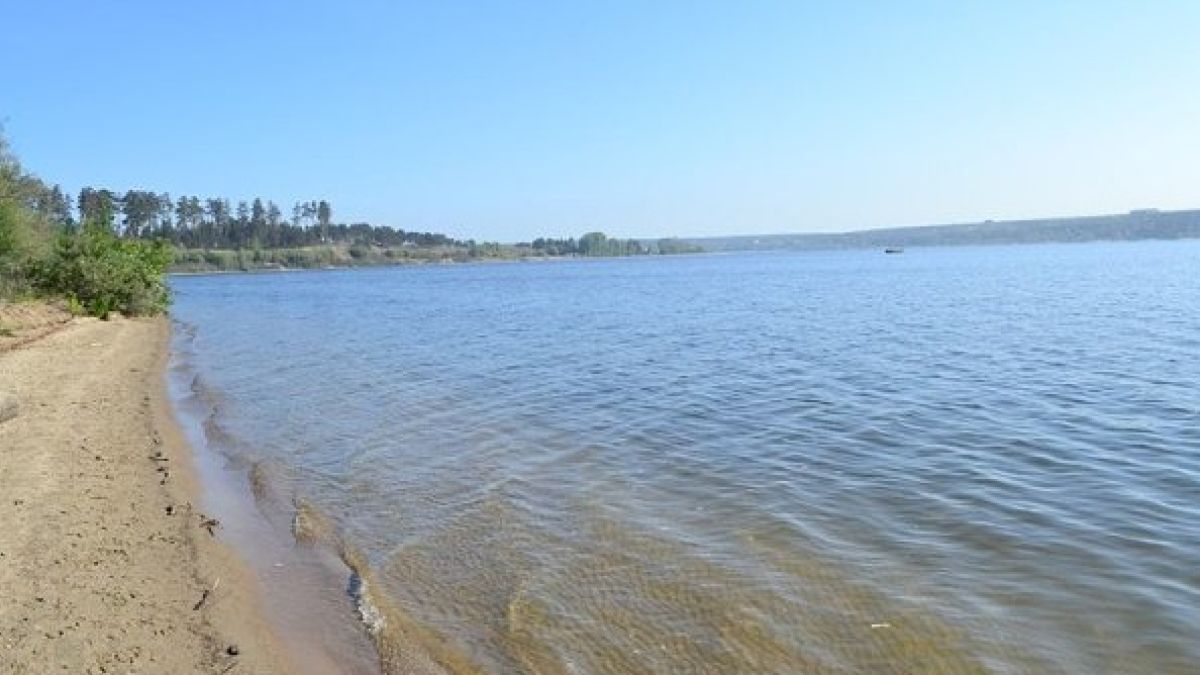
xmin=166 ymin=254 xmax=543 ymax=277
xmin=165 ymin=249 xmax=685 ymax=277
xmin=0 ymin=309 xmax=291 ymax=673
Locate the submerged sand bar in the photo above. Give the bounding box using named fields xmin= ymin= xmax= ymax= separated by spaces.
xmin=0 ymin=314 xmax=289 ymax=673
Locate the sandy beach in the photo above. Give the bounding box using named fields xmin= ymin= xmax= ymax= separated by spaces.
xmin=0 ymin=311 xmax=290 ymax=673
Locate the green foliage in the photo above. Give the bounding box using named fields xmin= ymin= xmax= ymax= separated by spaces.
xmin=530 ymin=232 xmax=653 ymax=257
xmin=33 ymin=222 xmax=173 ymax=318
xmin=203 ymin=250 xmax=233 ymax=268
xmin=1 ymin=139 xmax=51 ymax=297
xmin=0 ymin=198 xmax=19 ymax=259
xmin=65 ymin=296 xmax=86 ymax=317
xmin=655 ymin=238 xmax=704 ymax=254
xmin=0 ymin=199 xmax=28 ymax=297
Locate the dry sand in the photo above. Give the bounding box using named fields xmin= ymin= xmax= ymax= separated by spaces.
xmin=0 ymin=312 xmax=292 ymax=673
xmin=0 ymin=302 xmax=73 ymax=353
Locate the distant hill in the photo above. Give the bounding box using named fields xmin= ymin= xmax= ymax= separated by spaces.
xmin=682 ymin=209 xmax=1200 ymax=252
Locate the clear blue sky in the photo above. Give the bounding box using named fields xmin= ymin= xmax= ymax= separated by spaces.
xmin=3 ymin=1 xmax=1199 ymax=241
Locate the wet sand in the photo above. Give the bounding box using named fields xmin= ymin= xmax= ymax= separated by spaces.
xmin=0 ymin=311 xmax=291 ymax=673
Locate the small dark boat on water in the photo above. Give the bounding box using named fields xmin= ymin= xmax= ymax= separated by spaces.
xmin=884 ymin=247 xmax=904 ymax=254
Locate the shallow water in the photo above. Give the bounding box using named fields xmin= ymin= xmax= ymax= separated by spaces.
xmin=169 ymin=242 xmax=1200 ymax=673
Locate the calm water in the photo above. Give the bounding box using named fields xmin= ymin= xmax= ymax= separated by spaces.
xmin=169 ymin=242 xmax=1200 ymax=674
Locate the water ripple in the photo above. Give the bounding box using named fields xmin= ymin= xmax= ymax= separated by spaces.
xmin=171 ymin=242 xmax=1200 ymax=674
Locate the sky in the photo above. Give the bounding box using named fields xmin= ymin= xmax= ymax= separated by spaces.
xmin=3 ymin=1 xmax=1200 ymax=241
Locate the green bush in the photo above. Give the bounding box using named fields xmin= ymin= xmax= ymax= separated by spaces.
xmin=0 ymin=199 xmax=19 ymax=259
xmin=203 ymin=250 xmax=228 ymax=267
xmin=33 ymin=223 xmax=173 ymax=318
xmin=174 ymin=249 xmax=204 ymax=265
xmin=1 ymin=181 xmax=51 ymax=299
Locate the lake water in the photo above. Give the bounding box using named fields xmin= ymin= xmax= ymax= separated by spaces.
xmin=168 ymin=242 xmax=1200 ymax=674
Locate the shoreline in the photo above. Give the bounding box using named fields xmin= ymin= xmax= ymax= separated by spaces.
xmin=166 ymin=322 xmax=385 ymax=675
xmin=166 ymin=249 xmax=702 ymax=277
xmin=0 ymin=314 xmax=292 ymax=673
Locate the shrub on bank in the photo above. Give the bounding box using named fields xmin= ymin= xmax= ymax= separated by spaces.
xmin=33 ymin=223 xmax=173 ymax=318
xmin=0 ymin=171 xmax=53 ymax=299
xmin=0 ymin=200 xmax=33 ymax=298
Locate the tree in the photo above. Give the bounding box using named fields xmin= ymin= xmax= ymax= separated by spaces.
xmin=265 ymin=200 xmax=283 ymax=247
xmin=233 ymin=201 xmax=249 ymax=247
xmin=317 ymin=200 xmax=331 ymax=243
xmin=175 ymin=196 xmax=192 ymax=233
xmin=0 ymin=136 xmax=31 ymax=262
xmin=300 ymin=200 xmax=316 ymax=228
xmin=78 ymin=188 xmax=117 ymax=230
xmin=248 ymin=197 xmax=265 ymax=241
xmin=205 ymin=198 xmax=229 ymax=248
xmin=174 ymin=195 xmax=205 ymax=245
xmin=156 ymin=192 xmax=173 ymax=237
xmin=121 ymin=190 xmax=161 ymax=239
xmin=43 ymin=185 xmax=73 ymax=227
xmin=578 ymin=231 xmax=608 ymax=256
xmin=266 ymin=201 xmax=282 ymax=226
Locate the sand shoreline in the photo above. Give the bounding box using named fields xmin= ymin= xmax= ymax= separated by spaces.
xmin=0 ymin=314 xmax=291 ymax=673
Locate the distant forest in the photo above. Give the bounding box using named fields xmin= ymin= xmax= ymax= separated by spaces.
xmin=685 ymin=209 xmax=1200 ymax=252
xmin=67 ymin=188 xmax=464 ymax=249
xmin=26 ymin=183 xmax=1200 ymax=266
xmin=17 ymin=185 xmax=700 ymax=270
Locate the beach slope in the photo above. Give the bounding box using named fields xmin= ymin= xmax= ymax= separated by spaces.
xmin=0 ymin=315 xmax=288 ymax=673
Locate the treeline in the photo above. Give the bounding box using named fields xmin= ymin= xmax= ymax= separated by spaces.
xmin=61 ymin=189 xmax=704 ymax=261
xmin=4 ymin=136 xmax=702 ymax=281
xmin=687 ymin=209 xmax=1200 ymax=252
xmin=70 ymin=188 xmax=460 ymax=250
xmin=531 ymin=232 xmax=703 ymax=256
xmin=0 ymin=135 xmax=171 ymax=317
xmin=532 ymin=232 xmax=646 ymax=256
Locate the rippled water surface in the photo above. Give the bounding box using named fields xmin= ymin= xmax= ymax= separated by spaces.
xmin=170 ymin=242 xmax=1200 ymax=673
